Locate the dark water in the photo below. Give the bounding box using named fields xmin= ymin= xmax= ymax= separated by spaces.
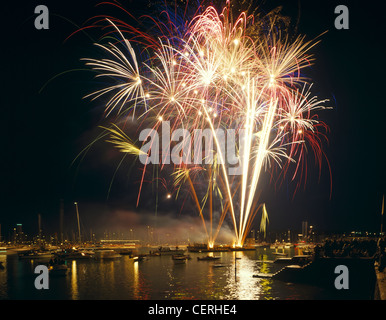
xmin=0 ymin=248 xmax=338 ymax=300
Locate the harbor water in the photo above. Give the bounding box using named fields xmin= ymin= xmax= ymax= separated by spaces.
xmin=0 ymin=247 xmax=371 ymax=300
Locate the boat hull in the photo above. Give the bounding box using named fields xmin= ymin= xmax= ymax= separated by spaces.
xmin=49 ymin=265 xmax=68 ymax=276
xmin=197 ymin=256 xmax=220 ymax=261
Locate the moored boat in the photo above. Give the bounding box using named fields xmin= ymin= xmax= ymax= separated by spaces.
xmin=212 ymin=263 xmax=226 ymax=268
xmin=118 ymin=249 xmax=134 ymax=256
xmin=272 ymin=252 xmax=288 ymax=256
xmin=230 ymin=246 xmax=256 ymax=251
xmin=197 ymin=255 xmax=220 ymax=261
xmin=273 ymin=255 xmax=312 ymax=266
xmin=172 ymin=254 xmax=191 ymax=260
xmin=172 ymin=254 xmax=191 ymax=264
xmin=49 ymin=264 xmax=68 ymax=276
xmin=150 ymin=246 xmax=185 ymax=255
xmin=133 ymin=254 xmax=147 ymax=262
xmin=94 ymin=249 xmax=122 ymax=260
xmin=55 ymin=249 xmax=95 ymax=260
xmin=172 ymin=256 xmax=187 ymax=264
xmin=187 ymin=243 xmax=230 ymax=252
xmin=18 ymin=250 xmax=53 ymax=259
xmin=254 ymin=242 xmax=270 ymax=248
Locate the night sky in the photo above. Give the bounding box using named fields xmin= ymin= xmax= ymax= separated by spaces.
xmin=1 ymin=0 xmax=385 ymax=239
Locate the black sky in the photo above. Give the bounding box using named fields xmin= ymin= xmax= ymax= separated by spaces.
xmin=1 ymin=0 xmax=385 ymax=238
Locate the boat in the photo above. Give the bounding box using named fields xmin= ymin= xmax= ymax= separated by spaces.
xmin=18 ymin=250 xmax=53 ymax=259
xmin=118 ymin=249 xmax=134 ymax=256
xmin=187 ymin=243 xmax=230 ymax=252
xmin=94 ymin=249 xmax=122 ymax=260
xmin=150 ymin=246 xmax=185 ymax=255
xmin=49 ymin=264 xmax=68 ymax=276
xmin=230 ymin=246 xmax=256 ymax=251
xmin=172 ymin=254 xmax=191 ymax=264
xmin=0 ymin=246 xmax=12 ymax=255
xmin=255 ymin=259 xmax=274 ymax=264
xmin=187 ymin=243 xmax=207 ymax=252
xmin=172 ymin=254 xmax=191 ymax=260
xmin=133 ymin=255 xmax=144 ymax=262
xmin=197 ymin=255 xmax=221 ymax=261
xmin=253 ymin=273 xmax=273 ymax=278
xmin=6 ymin=246 xmax=32 ymax=254
xmin=270 ymin=243 xmax=284 ymax=249
xmin=55 ymin=249 xmax=95 ymax=260
xmin=172 ymin=256 xmax=187 ymax=264
xmin=273 ymin=255 xmax=312 ymax=266
xmin=212 ymin=263 xmax=226 ymax=268
xmin=254 ymin=242 xmax=270 ymax=248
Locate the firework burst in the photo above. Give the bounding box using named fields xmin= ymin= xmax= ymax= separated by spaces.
xmin=82 ymin=1 xmax=330 ymax=247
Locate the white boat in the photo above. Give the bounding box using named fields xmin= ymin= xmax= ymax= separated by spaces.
xmin=133 ymin=255 xmax=145 ymax=262
xmin=172 ymin=256 xmax=187 ymax=264
xmin=172 ymin=254 xmax=190 ymax=264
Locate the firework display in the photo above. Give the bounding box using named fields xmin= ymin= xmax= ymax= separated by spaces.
xmin=83 ymin=1 xmax=330 ymax=248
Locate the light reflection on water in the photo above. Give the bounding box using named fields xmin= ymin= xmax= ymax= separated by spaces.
xmin=0 ymin=247 xmax=326 ymax=300
xmin=225 ymin=254 xmax=263 ymax=300
xmin=71 ymin=260 xmax=78 ymax=300
xmin=258 ymin=255 xmax=274 ymax=300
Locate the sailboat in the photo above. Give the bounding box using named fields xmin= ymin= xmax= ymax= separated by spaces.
xmin=378 ymin=195 xmax=384 ymax=248
xmin=381 ymin=195 xmax=384 ymax=236
xmin=74 ymin=202 xmax=82 ymax=243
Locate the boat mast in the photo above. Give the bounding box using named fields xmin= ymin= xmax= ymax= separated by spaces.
xmin=60 ymin=199 xmax=64 ymax=243
xmin=74 ymin=202 xmax=81 ymax=243
xmin=381 ymin=195 xmax=384 ymax=237
xmin=38 ymin=213 xmax=42 ymax=239
xmin=377 ymin=195 xmax=384 ymax=265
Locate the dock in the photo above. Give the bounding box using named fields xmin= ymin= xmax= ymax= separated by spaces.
xmin=253 ymin=273 xmax=273 ymax=278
